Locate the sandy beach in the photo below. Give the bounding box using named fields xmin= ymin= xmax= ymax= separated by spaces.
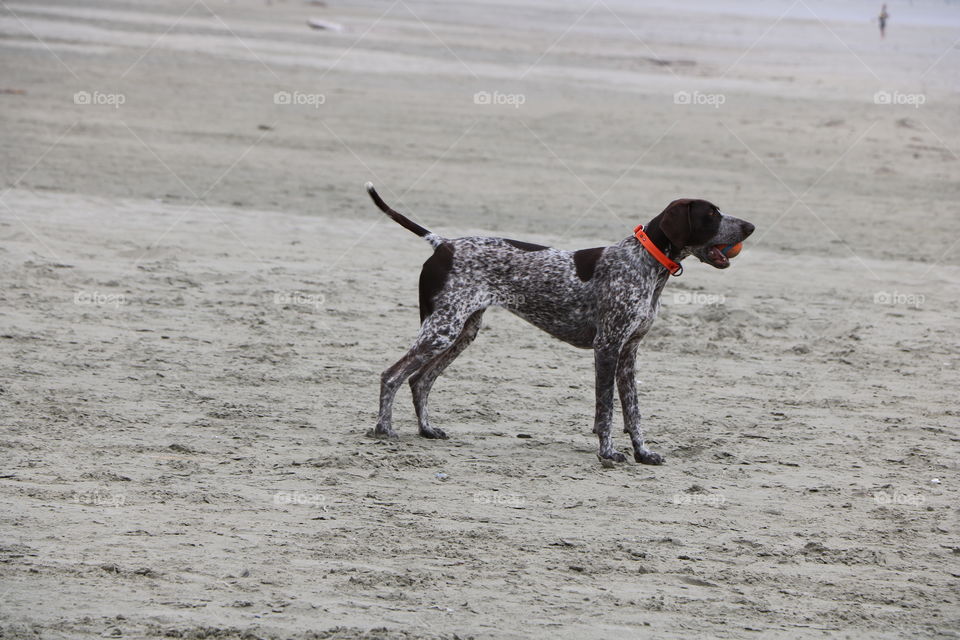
xmin=1 ymin=0 xmax=959 ymax=638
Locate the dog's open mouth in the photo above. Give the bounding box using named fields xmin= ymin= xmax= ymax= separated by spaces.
xmin=700 ymin=245 xmax=730 ymax=269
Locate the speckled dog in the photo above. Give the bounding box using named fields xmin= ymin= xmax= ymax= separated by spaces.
xmin=366 ymin=183 xmax=754 ymax=464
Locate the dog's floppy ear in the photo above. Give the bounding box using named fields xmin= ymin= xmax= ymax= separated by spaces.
xmin=659 ymin=199 xmax=692 ymax=248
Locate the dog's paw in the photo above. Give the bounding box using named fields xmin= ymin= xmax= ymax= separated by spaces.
xmin=598 ymin=450 xmax=628 ymax=463
xmin=367 ymin=427 xmax=399 ymax=440
xmin=418 ymin=427 xmax=448 ymax=440
xmin=634 ymin=448 xmax=665 ymax=465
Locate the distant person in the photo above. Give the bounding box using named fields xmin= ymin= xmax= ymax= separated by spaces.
xmin=878 ymin=4 xmax=890 ymax=38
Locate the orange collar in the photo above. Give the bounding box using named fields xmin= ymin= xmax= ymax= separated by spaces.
xmin=633 ymin=224 xmax=682 ymax=276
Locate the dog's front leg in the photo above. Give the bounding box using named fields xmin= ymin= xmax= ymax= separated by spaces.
xmin=616 ymin=339 xmax=665 ymax=465
xmin=593 ymin=343 xmax=627 ymax=462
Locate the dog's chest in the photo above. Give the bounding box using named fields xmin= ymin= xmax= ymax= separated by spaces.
xmin=632 ymin=312 xmax=657 ymax=339
xmin=601 ymin=272 xmax=664 ymax=339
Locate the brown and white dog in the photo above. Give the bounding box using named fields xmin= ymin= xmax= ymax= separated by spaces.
xmin=366 ymin=183 xmax=754 ymax=464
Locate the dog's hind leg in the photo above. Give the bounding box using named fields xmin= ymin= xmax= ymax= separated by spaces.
xmin=409 ymin=309 xmax=484 ymax=439
xmin=373 ymin=307 xmax=473 ymax=439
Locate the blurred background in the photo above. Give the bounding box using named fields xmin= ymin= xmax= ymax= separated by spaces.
xmin=2 ymin=0 xmax=958 ymax=259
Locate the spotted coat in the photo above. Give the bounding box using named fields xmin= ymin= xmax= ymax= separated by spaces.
xmin=365 ymin=183 xmax=755 ymax=464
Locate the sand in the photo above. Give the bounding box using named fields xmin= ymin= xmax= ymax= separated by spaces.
xmin=1 ymin=0 xmax=959 ymax=638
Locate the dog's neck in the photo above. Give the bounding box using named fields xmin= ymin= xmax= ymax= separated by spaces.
xmin=625 ymin=215 xmax=687 ymax=282
xmin=622 ymin=215 xmax=686 ymax=304
xmin=641 ymin=214 xmax=684 ymax=261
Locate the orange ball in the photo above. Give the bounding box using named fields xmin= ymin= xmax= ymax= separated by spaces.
xmin=720 ymin=242 xmax=743 ymax=258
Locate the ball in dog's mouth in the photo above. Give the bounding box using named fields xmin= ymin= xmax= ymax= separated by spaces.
xmin=701 ymin=242 xmax=744 ymax=269
xmin=704 ymin=245 xmax=731 ymax=268
xmin=720 ymin=242 xmax=743 ymax=258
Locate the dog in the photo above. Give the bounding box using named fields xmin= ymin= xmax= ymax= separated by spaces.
xmin=365 ymin=183 xmax=754 ymax=464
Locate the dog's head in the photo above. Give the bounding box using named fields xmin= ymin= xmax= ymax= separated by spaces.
xmin=656 ymin=199 xmax=754 ymax=269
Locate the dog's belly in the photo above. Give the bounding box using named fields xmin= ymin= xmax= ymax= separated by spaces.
xmin=500 ymin=300 xmax=597 ymax=349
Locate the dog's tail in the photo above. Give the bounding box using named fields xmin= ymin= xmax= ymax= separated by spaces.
xmin=365 ymin=182 xmax=444 ymax=248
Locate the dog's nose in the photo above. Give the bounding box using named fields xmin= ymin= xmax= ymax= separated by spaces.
xmin=742 ymin=221 xmax=755 ymax=238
